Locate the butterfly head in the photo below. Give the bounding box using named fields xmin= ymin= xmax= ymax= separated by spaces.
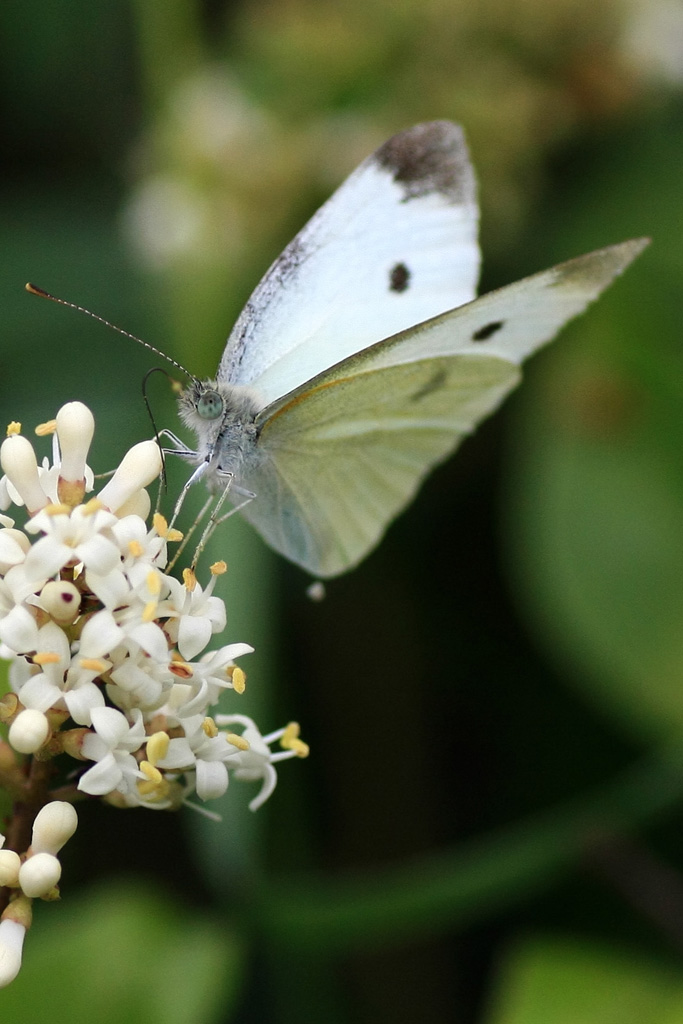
xmin=177 ymin=379 xmax=266 ymax=485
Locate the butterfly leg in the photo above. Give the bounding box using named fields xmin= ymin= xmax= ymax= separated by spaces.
xmin=165 ymin=460 xmax=213 ymax=536
xmin=166 ymin=492 xmax=214 ymax=572
xmin=158 ymin=428 xmax=197 ymax=459
xmin=189 ymin=476 xmax=255 ymax=570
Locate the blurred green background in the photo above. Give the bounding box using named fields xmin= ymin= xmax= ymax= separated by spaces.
xmin=3 ymin=0 xmax=683 ymax=1021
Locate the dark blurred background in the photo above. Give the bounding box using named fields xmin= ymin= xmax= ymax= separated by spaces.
xmin=3 ymin=2 xmax=683 ymax=1022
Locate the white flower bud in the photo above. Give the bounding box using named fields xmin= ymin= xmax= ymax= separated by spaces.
xmin=97 ymin=440 xmax=162 ymax=513
xmin=18 ymin=852 xmax=61 ymax=898
xmin=31 ymin=801 xmax=78 ymax=855
xmin=8 ymin=709 xmax=49 ymax=754
xmin=0 ymin=919 xmax=26 ymax=987
xmin=0 ymin=435 xmax=48 ymax=514
xmin=115 ymin=488 xmax=152 ymax=520
xmin=0 ymin=850 xmax=21 ymax=887
xmin=55 ymin=402 xmax=94 ymax=482
xmin=40 ymin=580 xmax=81 ymax=624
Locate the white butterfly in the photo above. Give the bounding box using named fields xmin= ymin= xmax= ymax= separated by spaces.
xmin=171 ymin=121 xmax=647 ymax=578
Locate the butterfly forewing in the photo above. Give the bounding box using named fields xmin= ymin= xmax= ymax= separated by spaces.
xmin=218 ymin=122 xmax=480 ymax=405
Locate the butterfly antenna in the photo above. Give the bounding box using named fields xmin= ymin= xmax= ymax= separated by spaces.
xmin=25 ymin=282 xmax=197 ymax=382
xmin=142 ymin=366 xmax=177 ymax=491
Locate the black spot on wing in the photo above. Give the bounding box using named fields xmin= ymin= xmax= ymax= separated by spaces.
xmin=472 ymin=320 xmax=504 ymax=342
xmin=410 ymin=368 xmax=448 ymax=402
xmin=374 ymin=121 xmax=476 ymax=205
xmin=389 ymin=262 xmax=410 ymax=293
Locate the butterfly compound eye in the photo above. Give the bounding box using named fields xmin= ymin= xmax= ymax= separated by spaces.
xmin=196 ymin=390 xmax=224 ymax=420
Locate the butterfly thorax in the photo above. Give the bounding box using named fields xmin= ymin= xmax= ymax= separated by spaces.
xmin=177 ymin=379 xmax=266 ymax=489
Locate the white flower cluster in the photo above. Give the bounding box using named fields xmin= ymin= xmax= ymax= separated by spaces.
xmin=0 ymin=401 xmax=308 ymax=985
xmin=0 ymin=402 xmax=308 ymax=808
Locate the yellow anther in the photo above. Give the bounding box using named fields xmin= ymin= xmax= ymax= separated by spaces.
xmin=210 ymin=560 xmax=227 ymax=575
xmin=128 ymin=539 xmax=144 ymax=558
xmin=137 ymin=760 xmax=169 ymax=800
xmin=139 ymin=760 xmax=163 ymax=783
xmin=6 ymin=422 xmax=21 ymax=437
xmin=137 ymin=776 xmax=170 ymax=800
xmin=202 ymin=717 xmax=218 ymax=738
xmin=81 ymin=497 xmax=104 ymax=515
xmin=225 ymin=732 xmax=249 ymax=751
xmin=79 ymin=658 xmax=109 ymax=674
xmin=281 ymin=722 xmax=310 ymax=758
xmin=183 ymin=567 xmax=197 ymax=592
xmin=146 ymin=731 xmax=169 ymax=765
xmin=231 ymin=666 xmax=246 ymax=694
xmin=146 ymin=570 xmax=162 ymax=596
xmin=152 ymin=512 xmax=168 ymax=537
xmin=142 ymin=601 xmax=158 ymax=623
xmin=167 ymin=528 xmax=183 ymax=542
xmin=32 ymin=651 xmax=61 ymax=666
xmin=43 ymin=502 xmax=71 ymax=516
xmin=35 ymin=419 xmax=57 ymax=437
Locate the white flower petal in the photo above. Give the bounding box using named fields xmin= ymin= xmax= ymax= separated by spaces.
xmin=0 ymin=530 xmax=28 ymax=569
xmin=63 ymin=682 xmax=104 ymax=725
xmin=17 ymin=674 xmax=63 ymax=713
xmin=245 ymin=763 xmax=278 ymax=812
xmin=86 ymin=568 xmax=130 ymax=608
xmin=156 ymin=737 xmax=194 ymax=769
xmin=126 ymin=621 xmax=169 ymax=662
xmin=177 ymin=615 xmax=212 ymax=660
xmin=0 ymin=605 xmax=38 ymax=653
xmin=204 ymin=595 xmax=227 ymax=631
xmin=2 ymin=564 xmax=48 ymax=604
xmin=89 ymin=706 xmax=130 ymax=747
xmin=79 ymin=610 xmax=123 ymax=658
xmin=75 ymin=534 xmax=121 ymax=575
xmin=77 ymin=752 xmax=122 ymax=795
xmin=23 ymin=535 xmax=72 ymax=578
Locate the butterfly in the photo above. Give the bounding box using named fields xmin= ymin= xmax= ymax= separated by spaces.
xmin=170 ymin=120 xmax=647 ymax=578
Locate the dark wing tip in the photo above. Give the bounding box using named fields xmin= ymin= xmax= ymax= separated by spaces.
xmin=373 ymin=121 xmax=476 ymax=206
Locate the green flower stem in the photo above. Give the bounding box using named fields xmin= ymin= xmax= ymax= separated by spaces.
xmin=255 ymin=739 xmax=683 ymax=953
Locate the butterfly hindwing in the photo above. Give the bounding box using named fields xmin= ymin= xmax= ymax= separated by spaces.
xmin=244 ymin=355 xmax=519 ymax=576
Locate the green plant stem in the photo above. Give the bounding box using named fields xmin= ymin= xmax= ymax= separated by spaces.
xmin=254 ymin=738 xmax=683 ymax=953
